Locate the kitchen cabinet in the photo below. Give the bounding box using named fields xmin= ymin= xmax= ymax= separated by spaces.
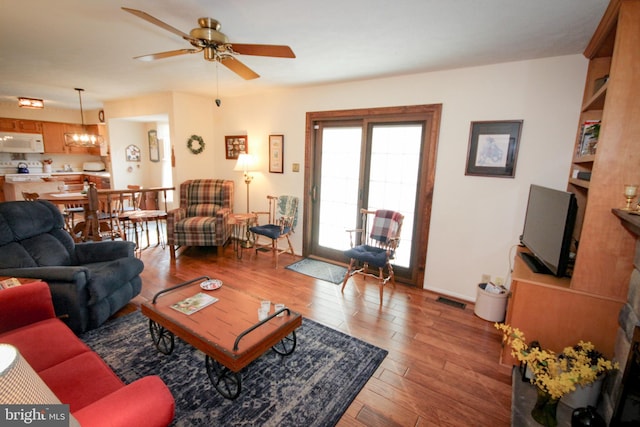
xmin=63 ymin=124 xmax=101 ymax=156
xmin=50 ymin=174 xmax=110 ymax=189
xmin=0 ymin=176 xmax=5 ymax=202
xmin=52 ymin=174 xmax=84 ymax=185
xmin=2 ymin=118 xmax=103 ymax=155
xmin=41 ymin=121 xmax=101 ymax=155
xmin=0 ymin=118 xmax=42 ymax=133
xmin=41 ymin=122 xmax=66 ymax=154
xmin=86 ymin=174 xmax=110 ymax=189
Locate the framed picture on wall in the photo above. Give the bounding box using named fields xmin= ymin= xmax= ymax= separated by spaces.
xmin=126 ymin=144 xmax=141 ymax=162
xmin=148 ymin=130 xmax=160 ymax=162
xmin=269 ymin=134 xmax=284 ymax=173
xmin=225 ymin=135 xmax=248 ymax=159
xmin=465 ymin=120 xmax=523 ymax=178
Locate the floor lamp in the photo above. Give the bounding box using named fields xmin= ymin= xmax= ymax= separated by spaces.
xmin=234 ymin=153 xmax=256 ymax=213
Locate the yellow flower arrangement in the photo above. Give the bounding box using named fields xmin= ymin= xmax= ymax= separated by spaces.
xmin=495 ymin=323 xmax=618 ymax=400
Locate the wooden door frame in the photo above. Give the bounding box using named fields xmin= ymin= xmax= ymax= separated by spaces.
xmin=302 ymin=104 xmax=442 ymax=288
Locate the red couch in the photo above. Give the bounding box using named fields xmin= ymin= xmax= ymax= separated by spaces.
xmin=0 ymin=281 xmax=175 ymax=426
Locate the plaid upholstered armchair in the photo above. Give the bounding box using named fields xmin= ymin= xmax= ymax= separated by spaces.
xmin=166 ymin=179 xmax=234 ymax=259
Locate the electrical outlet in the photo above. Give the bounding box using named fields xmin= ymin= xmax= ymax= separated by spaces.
xmin=494 ymin=277 xmax=504 ymax=286
xmin=481 ymin=274 xmax=491 ymax=283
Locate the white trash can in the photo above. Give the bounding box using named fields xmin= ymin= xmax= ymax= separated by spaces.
xmin=474 ymin=283 xmax=508 ymax=322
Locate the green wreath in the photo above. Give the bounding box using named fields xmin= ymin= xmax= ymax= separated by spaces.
xmin=187 ymin=135 xmax=205 ymax=154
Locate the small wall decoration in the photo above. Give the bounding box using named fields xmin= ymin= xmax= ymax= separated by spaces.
xmin=187 ymin=135 xmax=205 ymax=155
xmin=269 ymin=134 xmax=284 ymax=173
xmin=465 ymin=120 xmax=523 ymax=178
xmin=225 ymin=135 xmax=248 ymax=159
xmin=148 ymin=130 xmax=160 ymax=162
xmin=126 ymin=144 xmax=141 ymax=162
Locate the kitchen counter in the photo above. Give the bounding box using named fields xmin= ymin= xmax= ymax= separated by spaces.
xmin=3 ymin=180 xmax=62 ymax=201
xmin=0 ymin=171 xmax=110 ymax=178
xmin=52 ymin=171 xmax=110 ymax=178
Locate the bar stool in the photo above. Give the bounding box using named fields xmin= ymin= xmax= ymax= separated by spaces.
xmin=128 ymin=209 xmax=168 ymax=251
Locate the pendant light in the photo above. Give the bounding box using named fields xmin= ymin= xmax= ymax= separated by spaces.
xmin=64 ymin=88 xmax=103 ymax=147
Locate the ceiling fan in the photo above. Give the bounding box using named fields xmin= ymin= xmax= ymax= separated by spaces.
xmin=122 ymin=7 xmax=295 ymax=80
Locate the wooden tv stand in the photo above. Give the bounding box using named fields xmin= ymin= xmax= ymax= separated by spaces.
xmin=500 ymin=247 xmax=623 ymax=366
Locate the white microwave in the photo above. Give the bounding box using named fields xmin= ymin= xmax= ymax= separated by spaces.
xmin=0 ymin=132 xmax=45 ymax=153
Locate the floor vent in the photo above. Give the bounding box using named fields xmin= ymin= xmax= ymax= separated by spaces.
xmin=436 ymin=296 xmax=467 ymax=310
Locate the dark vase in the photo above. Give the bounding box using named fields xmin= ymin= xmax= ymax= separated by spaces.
xmin=571 ymin=406 xmax=605 ymax=427
xmin=531 ymin=387 xmax=559 ymax=427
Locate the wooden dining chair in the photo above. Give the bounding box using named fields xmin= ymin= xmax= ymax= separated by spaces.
xmin=249 ymin=195 xmax=298 ymax=268
xmin=118 ymin=185 xmax=142 ymax=241
xmin=83 ymin=183 xmax=124 ymax=241
xmin=341 ymin=209 xmax=404 ymax=304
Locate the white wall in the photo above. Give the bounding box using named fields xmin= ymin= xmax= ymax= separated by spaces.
xmin=99 ymin=54 xmax=586 ymax=301
xmin=211 ymin=55 xmax=587 ymax=301
xmin=103 ymin=92 xmax=215 ymax=192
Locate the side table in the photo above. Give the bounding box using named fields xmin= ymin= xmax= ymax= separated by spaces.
xmin=228 ymin=213 xmax=257 ymax=259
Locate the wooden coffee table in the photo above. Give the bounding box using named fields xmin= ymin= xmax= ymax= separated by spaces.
xmin=141 ymin=276 xmax=302 ymax=399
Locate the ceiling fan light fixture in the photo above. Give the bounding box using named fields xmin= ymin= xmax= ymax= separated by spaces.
xmin=64 ymin=88 xmax=103 ymax=147
xmin=18 ymin=97 xmax=44 ymax=109
xmin=123 ymin=7 xmax=294 ymax=80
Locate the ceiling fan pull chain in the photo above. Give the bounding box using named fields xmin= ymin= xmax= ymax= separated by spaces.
xmin=215 ymin=62 xmax=221 ymax=107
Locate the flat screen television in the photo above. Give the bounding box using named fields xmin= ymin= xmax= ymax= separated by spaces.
xmin=520 ymin=184 xmax=577 ymax=277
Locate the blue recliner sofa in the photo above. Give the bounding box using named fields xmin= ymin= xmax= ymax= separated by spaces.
xmin=0 ymin=200 xmax=143 ymax=333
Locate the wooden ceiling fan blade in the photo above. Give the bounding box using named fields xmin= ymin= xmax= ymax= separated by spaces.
xmin=122 ymin=7 xmax=199 ymax=44
xmin=220 ymin=57 xmax=260 ymax=80
xmin=134 ymin=48 xmax=201 ymax=62
xmin=231 ymin=43 xmax=295 ymax=58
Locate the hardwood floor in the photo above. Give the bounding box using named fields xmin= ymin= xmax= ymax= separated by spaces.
xmin=123 ymin=243 xmax=513 ymax=426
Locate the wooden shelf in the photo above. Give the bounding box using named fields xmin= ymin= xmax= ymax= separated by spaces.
xmin=572 ymin=154 xmax=596 ymax=164
xmin=613 ymin=209 xmax=640 ymax=237
xmin=582 ymin=80 xmax=608 ymax=112
xmin=568 ymin=178 xmax=591 ymax=189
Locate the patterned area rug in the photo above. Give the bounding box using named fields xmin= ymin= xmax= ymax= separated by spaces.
xmin=286 ymin=258 xmax=348 ymax=284
xmin=80 ymin=311 xmax=386 ymax=426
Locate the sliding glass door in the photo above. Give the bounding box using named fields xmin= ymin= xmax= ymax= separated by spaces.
xmin=308 ymin=116 xmax=433 ymax=284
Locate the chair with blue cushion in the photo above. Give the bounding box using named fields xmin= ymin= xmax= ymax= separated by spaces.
xmin=341 ymin=209 xmax=404 ymax=304
xmin=249 ymin=195 xmax=299 ymax=268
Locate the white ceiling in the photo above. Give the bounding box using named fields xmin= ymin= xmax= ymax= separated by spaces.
xmin=0 ymin=0 xmax=609 ymax=110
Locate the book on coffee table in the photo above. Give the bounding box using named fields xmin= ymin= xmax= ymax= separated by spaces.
xmin=0 ymin=277 xmax=22 ymax=290
xmin=170 ymin=292 xmax=218 ymax=315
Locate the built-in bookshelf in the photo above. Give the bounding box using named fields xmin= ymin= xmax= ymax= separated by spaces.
xmin=566 ymin=0 xmax=640 ymax=300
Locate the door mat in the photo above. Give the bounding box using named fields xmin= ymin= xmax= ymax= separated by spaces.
xmin=285 ymin=258 xmax=348 ymax=284
xmin=81 ymin=310 xmax=387 ymax=426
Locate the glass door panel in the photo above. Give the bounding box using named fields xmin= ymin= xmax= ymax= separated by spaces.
xmin=367 ymin=124 xmax=422 ymax=268
xmin=310 ymin=121 xmax=423 ymax=276
xmin=317 ymin=127 xmax=362 ymax=251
